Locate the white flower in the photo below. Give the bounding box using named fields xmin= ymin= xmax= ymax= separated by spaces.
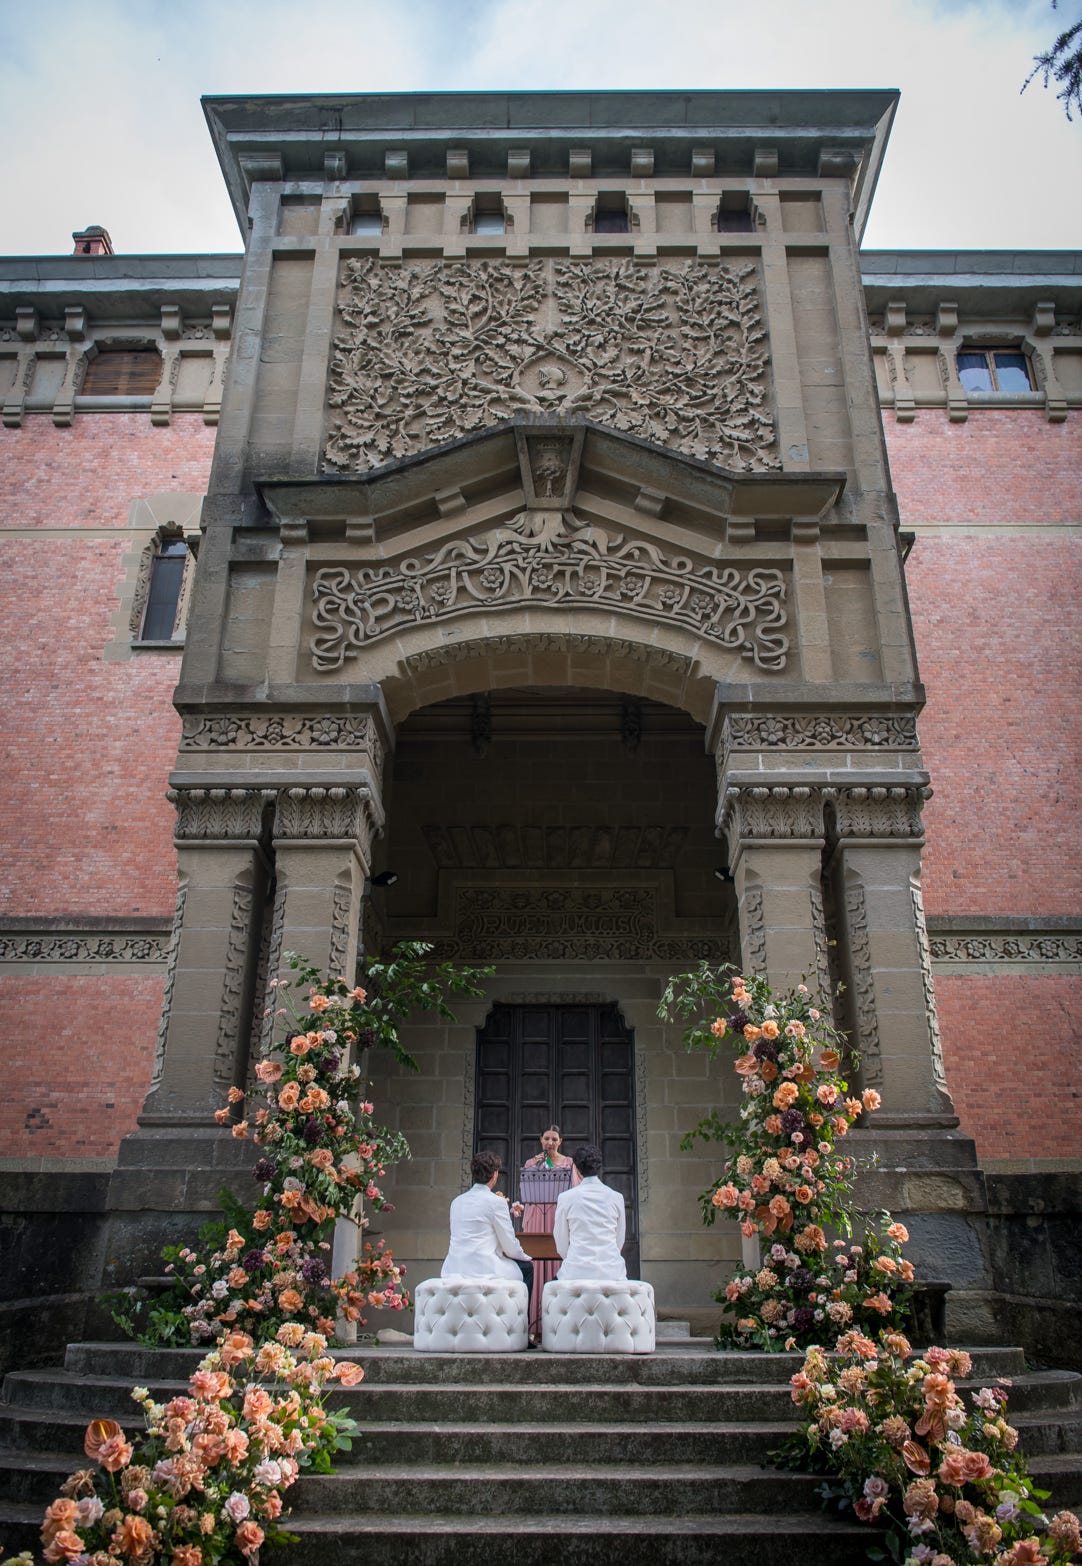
xmin=224 ymin=1491 xmax=251 ymax=1523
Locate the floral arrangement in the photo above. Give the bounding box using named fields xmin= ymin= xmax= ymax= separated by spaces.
xmin=785 ymin=1329 xmax=1082 ymax=1565
xmin=111 ymin=944 xmax=489 ymax=1348
xmin=658 ymin=964 xmax=913 ymax=1349
xmin=1 ymin=1328 xmax=364 ymax=1566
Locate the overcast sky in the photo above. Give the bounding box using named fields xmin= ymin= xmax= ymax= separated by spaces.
xmin=0 ymin=0 xmax=1079 ymax=256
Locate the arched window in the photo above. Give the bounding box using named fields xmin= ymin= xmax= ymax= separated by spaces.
xmin=137 ymin=535 xmax=189 ymax=642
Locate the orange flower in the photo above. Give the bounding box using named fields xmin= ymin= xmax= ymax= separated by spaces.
xmin=213 ymin=1107 xmax=231 ymax=1125
xmin=902 ymin=1439 xmax=931 ymax=1475
xmin=347 ymin=985 xmax=367 ymax=1002
xmin=760 ymin=1060 xmax=778 ymax=1083
xmin=786 ymin=1021 xmax=807 ymax=1041
xmin=84 ymin=1417 xmax=123 ymax=1460
xmin=234 ymin=1520 xmax=265 ymax=1559
xmin=171 ymin=1547 xmax=204 ymax=1566
xmin=219 ymin=1330 xmax=255 ymax=1367
xmin=113 ymin=1513 xmax=154 ymax=1556
xmin=772 ymin=1082 xmax=799 ymax=1110
xmin=43 ymin=1529 xmax=85 ymax=1562
xmin=862 ymin=1291 xmax=894 ymax=1315
xmin=760 ymin=1019 xmax=780 ymax=1040
xmin=712 ymin=1183 xmax=739 ymax=1208
xmin=768 ymin=1195 xmax=791 ymax=1218
xmin=734 ymin=1053 xmax=759 ymax=1076
xmin=862 ymin=1088 xmax=882 ymax=1112
xmin=255 ymin=1060 xmax=283 ymax=1083
xmin=279 ymin=1288 xmax=304 ymax=1314
xmin=332 ymin=1361 xmax=365 ymax=1386
xmin=309 ymin=994 xmax=331 ymax=1013
xmin=795 ymin=1185 xmax=814 ymax=1204
xmin=887 ymin=1221 xmax=909 ymax=1243
xmin=252 ymin=1208 xmax=273 ymax=1231
xmin=764 ymin=1115 xmax=783 ymax=1136
xmin=818 ymin=1047 xmax=839 ymax=1070
xmin=278 ymin=1082 xmax=301 ymax=1111
xmin=231 ymin=1121 xmax=249 ymax=1140
xmin=41 ymin=1498 xmax=78 ymax=1541
xmin=289 ymin=1035 xmax=312 ymax=1056
xmin=743 ymin=1024 xmax=762 ymax=1043
xmin=710 ymin=1017 xmax=727 ymax=1038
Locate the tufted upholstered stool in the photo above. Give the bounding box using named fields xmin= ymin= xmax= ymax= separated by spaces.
xmin=413 ymin=1276 xmax=529 ymax=1352
xmin=541 ymin=1278 xmax=656 ymax=1354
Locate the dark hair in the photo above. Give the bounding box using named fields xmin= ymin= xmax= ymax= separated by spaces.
xmin=573 ymin=1144 xmax=603 ymax=1178
xmin=541 ymin=1124 xmax=561 ymax=1137
xmin=471 ymin=1150 xmax=501 ymax=1184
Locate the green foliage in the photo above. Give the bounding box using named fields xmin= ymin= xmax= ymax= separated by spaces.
xmin=1024 ymin=3 xmax=1082 ymax=120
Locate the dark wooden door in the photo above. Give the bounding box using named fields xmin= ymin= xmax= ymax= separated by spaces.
xmin=474 ymin=1004 xmax=639 ymax=1275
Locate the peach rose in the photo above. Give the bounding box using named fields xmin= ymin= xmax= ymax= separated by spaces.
xmin=772 ymin=1082 xmax=799 ymax=1110
xmin=278 ymin=1082 xmax=301 ymax=1111
xmin=255 ymin=1060 xmax=283 ymax=1083
xmin=213 ymin=1107 xmax=231 ymax=1125
xmin=113 ymin=1513 xmax=155 ymax=1556
xmin=252 ymin=1208 xmax=273 ymax=1230
xmin=862 ymin=1088 xmax=882 ymax=1112
xmin=710 ymin=1017 xmax=727 ymax=1038
xmin=234 ymin=1520 xmax=265 ymax=1559
xmin=764 ymin=1115 xmax=783 ymax=1136
xmin=43 ymin=1530 xmax=85 ymax=1563
xmin=289 ymin=1035 xmax=312 ymax=1056
xmin=760 ymin=1020 xmax=780 ymax=1040
xmin=743 ymin=1024 xmax=762 ymax=1042
xmin=309 ymin=994 xmax=331 ymax=1013
xmin=279 ymin=1289 xmax=304 ymax=1314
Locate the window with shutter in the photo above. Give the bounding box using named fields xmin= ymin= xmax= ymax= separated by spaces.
xmin=82 ymin=348 xmax=163 ymax=397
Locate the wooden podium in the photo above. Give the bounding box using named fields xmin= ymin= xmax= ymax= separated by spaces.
xmin=518 ymin=1164 xmax=573 ymax=1263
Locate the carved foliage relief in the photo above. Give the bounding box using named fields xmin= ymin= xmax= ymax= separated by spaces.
xmin=324 ymin=258 xmax=778 ymax=474
xmin=310 ymin=512 xmax=788 ymax=672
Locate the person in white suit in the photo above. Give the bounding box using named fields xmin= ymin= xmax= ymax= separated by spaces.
xmin=442 ymin=1150 xmax=534 ymax=1293
xmin=553 ymin=1144 xmax=627 ymax=1279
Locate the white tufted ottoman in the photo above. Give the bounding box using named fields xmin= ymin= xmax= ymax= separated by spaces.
xmin=413 ymin=1276 xmax=529 ymax=1352
xmin=541 ymin=1278 xmax=656 ymax=1354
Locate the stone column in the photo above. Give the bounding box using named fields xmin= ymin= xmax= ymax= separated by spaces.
xmin=268 ymin=785 xmax=382 ymax=983
xmin=825 ymin=784 xmax=953 ymax=1120
xmin=139 ymin=787 xmax=271 ymax=1126
xmin=718 ymin=783 xmax=831 ymax=997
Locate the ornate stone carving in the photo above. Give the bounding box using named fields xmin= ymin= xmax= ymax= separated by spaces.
xmin=151 ymin=883 xmax=187 ymax=1088
xmin=723 ymin=712 xmax=920 ymax=752
xmin=422 ymin=823 xmax=688 ymax=870
xmin=272 ymin=785 xmax=375 ymax=846
xmin=740 ymin=879 xmax=767 ymax=974
xmin=404 ymin=633 xmax=693 ymax=677
xmin=0 ymin=929 xmax=168 ymax=963
xmin=825 ymin=784 xmax=930 ymax=840
xmin=259 ymin=874 xmax=288 ymax=1058
xmin=214 ymin=880 xmax=256 ymax=1086
xmin=809 ymin=885 xmax=832 ymax=1004
xmin=324 ymin=258 xmax=777 ymax=473
xmin=437 ymin=885 xmax=719 ymax=962
xmin=181 ymin=712 xmax=379 ymax=756
xmin=460 ymin=1051 xmax=476 ymax=1189
xmin=928 ymin=931 xmax=1082 ymax=963
xmin=328 ymin=874 xmax=354 ymax=979
xmin=910 ymin=877 xmax=948 ymax=1093
xmin=310 ymin=512 xmax=788 ymax=671
xmin=721 ymin=784 xmax=824 ymax=844
xmin=842 ymin=873 xmax=882 ymax=1087
xmin=636 ymin=1048 xmax=650 ymax=1205
xmin=168 ymin=787 xmax=272 ymax=842
xmin=497 ymin=992 xmax=615 ymax=1005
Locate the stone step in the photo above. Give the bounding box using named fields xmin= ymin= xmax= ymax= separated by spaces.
xmin=60 ymin=1339 xmax=1032 ymax=1385
xmin=289 ymin=1463 xmax=836 ymax=1517
xmin=0 ymin=1502 xmax=879 ymax=1566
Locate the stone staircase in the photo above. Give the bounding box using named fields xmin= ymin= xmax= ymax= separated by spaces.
xmin=1 ymin=1340 xmax=1080 ymax=1564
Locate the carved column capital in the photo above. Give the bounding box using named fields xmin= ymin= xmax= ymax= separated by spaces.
xmin=272 ymin=784 xmax=384 ymax=854
xmin=823 ymin=784 xmax=931 ymax=841
xmin=720 ymin=783 xmax=825 ymax=845
xmin=167 ymin=787 xmax=274 ymax=842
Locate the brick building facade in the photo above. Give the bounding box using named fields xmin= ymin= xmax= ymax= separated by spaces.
xmin=0 ymin=92 xmax=1078 ymax=1363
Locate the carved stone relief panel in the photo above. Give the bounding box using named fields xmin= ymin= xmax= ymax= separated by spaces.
xmin=911 ymin=877 xmax=948 ymax=1094
xmin=168 ymin=787 xmax=273 ymax=842
xmin=152 ymin=881 xmax=186 ymax=1089
xmin=720 ymin=784 xmax=824 ymax=845
xmin=435 ymin=884 xmax=721 ymax=963
xmin=404 ymin=633 xmax=693 ymax=678
xmin=422 ymin=823 xmax=688 ymax=870
xmin=842 ymin=871 xmax=883 ymax=1087
xmin=309 ymin=510 xmax=789 ymax=673
xmin=324 ymin=257 xmax=777 ymax=473
xmin=722 ymin=712 xmax=920 ymax=752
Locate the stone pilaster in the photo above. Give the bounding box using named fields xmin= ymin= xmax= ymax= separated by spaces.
xmin=718 ymin=783 xmax=830 ymax=995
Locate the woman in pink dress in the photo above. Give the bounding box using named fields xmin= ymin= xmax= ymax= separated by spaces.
xmin=521 ymin=1125 xmax=581 ymax=1341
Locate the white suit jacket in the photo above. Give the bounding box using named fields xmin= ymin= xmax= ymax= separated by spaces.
xmin=441 ymin=1182 xmax=532 ymax=1280
xmin=553 ymin=1176 xmax=627 ymax=1280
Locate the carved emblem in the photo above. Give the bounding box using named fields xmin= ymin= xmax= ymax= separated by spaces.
xmin=309 ymin=511 xmax=788 ymax=671
xmin=324 ymin=258 xmax=777 ymax=473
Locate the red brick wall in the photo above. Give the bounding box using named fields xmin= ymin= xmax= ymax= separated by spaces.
xmin=887 ymin=411 xmax=1082 ymax=1160
xmin=0 ymin=413 xmax=214 ymax=1157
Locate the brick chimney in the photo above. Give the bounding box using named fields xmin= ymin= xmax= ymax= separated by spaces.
xmin=72 ymin=225 xmax=114 ymax=257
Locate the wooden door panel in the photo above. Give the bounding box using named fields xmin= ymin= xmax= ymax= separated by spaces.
xmin=475 ymin=1004 xmax=639 ymax=1275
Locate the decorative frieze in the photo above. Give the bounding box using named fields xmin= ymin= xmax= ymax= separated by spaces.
xmin=422 ymin=823 xmax=688 ymax=870
xmin=310 ymin=512 xmax=788 ymax=672
xmin=438 ymin=884 xmax=719 ymax=962
xmin=0 ymin=929 xmax=168 ymax=964
xmin=324 ymin=257 xmax=777 ymax=474
xmin=911 ymin=878 xmax=948 ymax=1094
xmin=723 ymin=712 xmax=920 ymax=752
xmin=181 ymin=712 xmax=380 ymax=754
xmin=928 ymin=931 xmax=1082 ymax=964
xmin=168 ymin=787 xmax=273 ymax=842
xmin=721 ymin=781 xmax=930 ymax=846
